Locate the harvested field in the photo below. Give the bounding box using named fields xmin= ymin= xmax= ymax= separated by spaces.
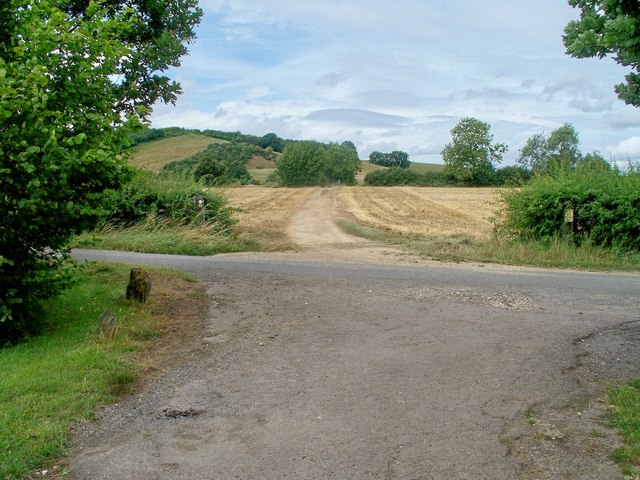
xmin=223 ymin=186 xmax=315 ymax=250
xmin=223 ymin=186 xmax=499 ymax=250
xmin=337 ymin=187 xmax=498 ymax=240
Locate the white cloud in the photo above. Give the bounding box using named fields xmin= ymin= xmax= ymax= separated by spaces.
xmin=151 ymin=0 xmax=640 ymax=164
xmin=606 ymin=136 xmax=640 ymax=160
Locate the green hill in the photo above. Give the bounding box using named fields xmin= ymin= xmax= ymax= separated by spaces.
xmin=409 ymin=162 xmax=445 ymax=173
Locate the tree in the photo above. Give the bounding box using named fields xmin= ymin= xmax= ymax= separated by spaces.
xmin=341 ymin=140 xmax=359 ymax=156
xmin=564 ymin=0 xmax=640 ymax=107
xmin=276 ymin=141 xmax=361 ymax=186
xmin=276 ymin=141 xmax=326 ymax=186
xmin=577 ymin=151 xmax=612 ymax=174
xmin=324 ymin=143 xmax=361 ymax=184
xmin=225 ymin=159 xmax=252 ymax=184
xmin=368 ymin=150 xmax=411 ymax=168
xmin=259 ymin=132 xmax=285 ymax=153
xmin=194 ymin=158 xmax=227 ymax=185
xmin=0 ymin=0 xmax=202 ymax=338
xmin=441 ymin=118 xmax=507 ymax=184
xmin=517 ymin=123 xmax=583 ymax=175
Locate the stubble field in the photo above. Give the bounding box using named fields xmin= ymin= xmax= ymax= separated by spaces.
xmin=224 ymin=186 xmax=499 ymax=249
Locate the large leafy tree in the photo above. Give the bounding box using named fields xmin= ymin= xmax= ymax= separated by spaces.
xmin=276 ymin=141 xmax=361 ymax=186
xmin=277 ymin=141 xmax=327 ymax=186
xmin=441 ymin=117 xmax=507 ymax=184
xmin=0 ymin=0 xmax=201 ymax=338
xmin=517 ymin=123 xmax=583 ymax=175
xmin=324 ymin=142 xmax=361 ymax=185
xmin=564 ymin=0 xmax=640 ymax=106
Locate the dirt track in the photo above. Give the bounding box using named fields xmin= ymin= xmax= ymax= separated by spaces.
xmin=70 ymin=187 xmax=640 ymax=479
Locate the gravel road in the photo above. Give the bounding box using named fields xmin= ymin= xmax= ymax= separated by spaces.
xmin=70 ymin=249 xmax=640 ymax=479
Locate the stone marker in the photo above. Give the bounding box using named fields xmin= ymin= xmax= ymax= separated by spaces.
xmin=126 ymin=268 xmax=151 ymax=303
xmin=99 ymin=308 xmax=118 ymax=339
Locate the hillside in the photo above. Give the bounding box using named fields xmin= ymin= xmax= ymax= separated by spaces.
xmin=129 ymin=134 xmax=226 ymax=172
xmin=409 ymin=162 xmax=445 ymax=173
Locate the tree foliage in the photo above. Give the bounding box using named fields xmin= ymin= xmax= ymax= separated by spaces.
xmin=0 ymin=0 xmax=201 ymax=339
xmin=498 ymin=168 xmax=640 ymax=252
xmin=441 ymin=118 xmax=507 ymax=184
xmin=517 ymin=123 xmax=583 ymax=175
xmin=341 ymin=140 xmax=359 ymax=156
xmin=324 ymin=143 xmax=361 ymax=184
xmin=277 ymin=141 xmax=326 ymax=186
xmin=564 ymin=0 xmax=640 ymax=107
xmin=163 ymin=141 xmax=266 ymax=185
xmin=259 ymin=132 xmax=285 ymax=152
xmin=368 ymin=150 xmax=411 ymax=168
xmin=276 ymin=141 xmax=361 ymax=186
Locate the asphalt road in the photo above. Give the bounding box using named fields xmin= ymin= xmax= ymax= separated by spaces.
xmin=70 ymin=249 xmax=640 ymax=479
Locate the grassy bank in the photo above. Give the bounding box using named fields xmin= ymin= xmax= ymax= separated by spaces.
xmin=339 ymin=221 xmax=640 ymax=271
xmin=0 ymin=262 xmax=206 ymax=479
xmin=74 ymin=219 xmax=261 ymax=256
xmin=609 ymin=381 xmax=640 ymax=478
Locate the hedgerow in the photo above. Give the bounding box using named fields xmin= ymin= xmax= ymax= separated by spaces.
xmin=364 ymin=168 xmax=457 ymax=186
xmin=497 ymin=169 xmax=640 ymax=252
xmin=104 ymin=172 xmax=235 ymax=229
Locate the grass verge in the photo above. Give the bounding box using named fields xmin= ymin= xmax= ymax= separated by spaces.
xmin=74 ymin=219 xmax=261 ymax=256
xmin=338 ymin=221 xmax=640 ymax=271
xmin=0 ymin=262 xmax=207 ymax=479
xmin=609 ymin=381 xmax=640 ymax=479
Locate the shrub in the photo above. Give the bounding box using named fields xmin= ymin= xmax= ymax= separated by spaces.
xmin=364 ymin=168 xmax=457 ymax=186
xmin=497 ymin=169 xmax=640 ymax=251
xmin=276 ymin=141 xmax=326 ymax=186
xmin=492 ymin=166 xmax=533 ymax=186
xmin=162 ymin=142 xmax=265 ymax=185
xmin=104 ymin=172 xmax=235 ymax=229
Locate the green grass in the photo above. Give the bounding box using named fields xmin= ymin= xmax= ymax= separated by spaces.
xmin=338 ymin=221 xmax=640 ymax=271
xmin=248 ymin=168 xmax=276 ymax=184
xmin=0 ymin=262 xmax=190 ymax=479
xmin=74 ymin=219 xmax=261 ymax=256
xmin=408 ymin=162 xmax=445 ymax=174
xmin=129 ymin=134 xmax=225 ymax=172
xmin=609 ymin=380 xmax=640 ymax=478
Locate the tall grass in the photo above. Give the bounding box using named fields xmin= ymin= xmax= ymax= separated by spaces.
xmin=75 ymin=171 xmax=262 ymax=255
xmin=339 ymin=221 xmax=640 ymax=271
xmin=75 ymin=216 xmax=260 ymax=255
xmin=609 ymin=380 xmax=640 ymax=478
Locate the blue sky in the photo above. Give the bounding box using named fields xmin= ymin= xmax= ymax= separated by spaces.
xmin=151 ymin=0 xmax=640 ymax=165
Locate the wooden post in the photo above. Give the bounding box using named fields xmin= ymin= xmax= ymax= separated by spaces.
xmin=126 ymin=268 xmax=151 ymax=303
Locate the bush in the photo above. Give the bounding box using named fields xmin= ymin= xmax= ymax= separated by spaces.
xmin=497 ymin=169 xmax=640 ymax=252
xmin=276 ymin=141 xmax=326 ymax=186
xmin=492 ymin=166 xmax=533 ymax=186
xmin=364 ymin=168 xmax=457 ymax=186
xmin=162 ymin=142 xmax=266 ymax=185
xmin=104 ymin=172 xmax=235 ymax=229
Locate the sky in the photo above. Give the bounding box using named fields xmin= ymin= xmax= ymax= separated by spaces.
xmin=150 ymin=0 xmax=640 ymax=165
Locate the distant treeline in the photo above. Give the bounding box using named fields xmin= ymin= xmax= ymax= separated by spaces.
xmin=364 ymin=166 xmax=532 ymax=187
xmin=132 ymin=128 xmax=286 ymax=153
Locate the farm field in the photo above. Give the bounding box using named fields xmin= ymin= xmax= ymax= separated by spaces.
xmin=129 ymin=134 xmax=225 ymax=172
xmin=223 ymin=186 xmax=499 ymax=249
xmin=338 ymin=186 xmax=496 ymax=240
xmin=223 ymin=186 xmax=316 ymax=250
